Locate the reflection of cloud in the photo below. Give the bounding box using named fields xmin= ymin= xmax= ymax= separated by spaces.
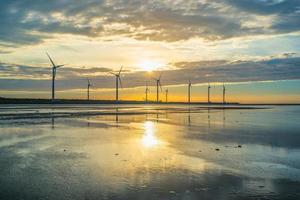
xmin=185 ymin=125 xmax=300 ymax=149
xmin=142 ymin=121 xmax=158 ymax=148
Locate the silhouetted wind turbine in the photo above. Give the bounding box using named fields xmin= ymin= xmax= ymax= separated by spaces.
xmin=145 ymin=83 xmax=150 ymax=102
xmin=208 ymin=83 xmax=211 ymax=104
xmin=188 ymin=80 xmax=192 ymax=104
xmin=165 ymin=88 xmax=168 ymax=102
xmin=87 ymin=78 xmax=92 ymax=101
xmin=153 ymin=73 xmax=162 ymax=102
xmin=223 ymin=83 xmax=226 ymax=104
xmin=110 ymin=66 xmax=123 ymax=102
xmin=46 ymin=53 xmax=64 ymax=101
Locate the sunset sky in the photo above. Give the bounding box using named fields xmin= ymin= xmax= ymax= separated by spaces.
xmin=0 ymin=0 xmax=300 ymax=103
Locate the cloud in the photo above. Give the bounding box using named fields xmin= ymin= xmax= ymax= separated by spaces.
xmin=0 ymin=62 xmax=112 ymax=80
xmin=0 ymin=49 xmax=11 ymax=54
xmin=226 ymin=0 xmax=300 ymax=33
xmin=1 ymin=0 xmax=300 ymax=48
xmin=0 ymin=56 xmax=299 ymax=91
xmin=226 ymin=0 xmax=300 ymax=15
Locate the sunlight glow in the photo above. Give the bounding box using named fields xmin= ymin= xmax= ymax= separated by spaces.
xmin=139 ymin=60 xmax=162 ymax=72
xmin=142 ymin=121 xmax=159 ymax=148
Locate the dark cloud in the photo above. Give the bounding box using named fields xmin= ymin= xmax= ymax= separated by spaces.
xmin=0 ymin=62 xmax=112 ymax=80
xmin=226 ymin=0 xmax=300 ymax=15
xmin=227 ymin=0 xmax=300 ymax=34
xmin=0 ymin=0 xmax=300 ymax=47
xmin=0 ymin=56 xmax=299 ymax=91
xmin=173 ymin=60 xmax=229 ymax=69
xmin=0 ymin=50 xmax=11 ymax=54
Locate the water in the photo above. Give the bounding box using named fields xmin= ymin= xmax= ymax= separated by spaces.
xmin=0 ymin=104 xmax=299 ymax=200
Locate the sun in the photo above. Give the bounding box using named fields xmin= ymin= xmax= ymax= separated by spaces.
xmin=139 ymin=60 xmax=162 ymax=72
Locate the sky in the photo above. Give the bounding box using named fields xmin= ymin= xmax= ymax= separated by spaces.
xmin=0 ymin=0 xmax=300 ymax=103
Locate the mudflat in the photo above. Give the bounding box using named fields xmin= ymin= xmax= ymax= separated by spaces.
xmin=0 ymin=104 xmax=299 ymax=200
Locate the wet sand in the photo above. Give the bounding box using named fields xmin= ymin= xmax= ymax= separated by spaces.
xmin=0 ymin=105 xmax=299 ymax=200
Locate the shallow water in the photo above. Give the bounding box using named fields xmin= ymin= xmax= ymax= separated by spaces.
xmin=0 ymin=104 xmax=300 ymax=200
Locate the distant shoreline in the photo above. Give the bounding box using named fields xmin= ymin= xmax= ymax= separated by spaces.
xmin=0 ymin=97 xmax=239 ymax=105
xmin=0 ymin=97 xmax=299 ymax=105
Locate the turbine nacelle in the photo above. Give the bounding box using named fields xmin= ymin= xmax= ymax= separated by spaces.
xmin=110 ymin=66 xmax=123 ymax=88
xmin=153 ymin=73 xmax=163 ymax=102
xmin=88 ymin=79 xmax=92 ymax=87
xmin=110 ymin=66 xmax=124 ymax=101
xmin=146 ymin=83 xmax=150 ymax=92
xmin=153 ymin=73 xmax=163 ymax=91
xmin=46 ymin=52 xmax=64 ymax=101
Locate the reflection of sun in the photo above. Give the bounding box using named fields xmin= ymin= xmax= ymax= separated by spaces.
xmin=139 ymin=60 xmax=162 ymax=72
xmin=142 ymin=121 xmax=159 ymax=147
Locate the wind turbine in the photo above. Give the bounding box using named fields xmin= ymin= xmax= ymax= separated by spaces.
xmin=110 ymin=66 xmax=123 ymax=102
xmin=46 ymin=53 xmax=64 ymax=101
xmin=165 ymin=88 xmax=168 ymax=102
xmin=188 ymin=80 xmax=192 ymax=104
xmin=208 ymin=83 xmax=211 ymax=104
xmin=153 ymin=73 xmax=162 ymax=102
xmin=223 ymin=83 xmax=226 ymax=104
xmin=145 ymin=83 xmax=150 ymax=102
xmin=87 ymin=78 xmax=92 ymax=101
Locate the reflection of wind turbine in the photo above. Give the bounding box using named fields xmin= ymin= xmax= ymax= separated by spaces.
xmin=115 ymin=108 xmax=119 ymax=125
xmin=208 ymin=83 xmax=211 ymax=104
xmin=51 ymin=116 xmax=55 ymax=129
xmin=87 ymin=78 xmax=92 ymax=101
xmin=188 ymin=80 xmax=192 ymax=104
xmin=222 ymin=109 xmax=226 ymax=128
xmin=208 ymin=108 xmax=211 ymax=128
xmin=188 ymin=108 xmax=191 ymax=126
xmin=153 ymin=73 xmax=162 ymax=102
xmin=46 ymin=53 xmax=64 ymax=101
xmin=223 ymin=83 xmax=226 ymax=104
xmin=145 ymin=83 xmax=150 ymax=102
xmin=165 ymin=88 xmax=168 ymax=102
xmin=110 ymin=66 xmax=123 ymax=102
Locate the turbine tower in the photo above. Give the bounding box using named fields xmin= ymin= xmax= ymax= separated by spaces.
xmin=188 ymin=80 xmax=192 ymax=104
xmin=208 ymin=83 xmax=211 ymax=104
xmin=165 ymin=88 xmax=168 ymax=102
xmin=110 ymin=66 xmax=123 ymax=102
xmin=223 ymin=83 xmax=226 ymax=104
xmin=87 ymin=79 xmax=92 ymax=101
xmin=154 ymin=73 xmax=162 ymax=102
xmin=145 ymin=83 xmax=150 ymax=102
xmin=46 ymin=53 xmax=64 ymax=101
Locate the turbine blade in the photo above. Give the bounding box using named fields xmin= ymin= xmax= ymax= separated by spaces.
xmin=46 ymin=52 xmax=56 ymax=67
xmin=118 ymin=65 xmax=123 ymax=76
xmin=118 ymin=77 xmax=123 ymax=88
xmin=109 ymin=72 xmax=117 ymax=76
xmin=56 ymin=64 xmax=64 ymax=68
xmin=159 ymin=72 xmax=162 ymax=80
xmin=159 ymin=81 xmax=162 ymax=91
